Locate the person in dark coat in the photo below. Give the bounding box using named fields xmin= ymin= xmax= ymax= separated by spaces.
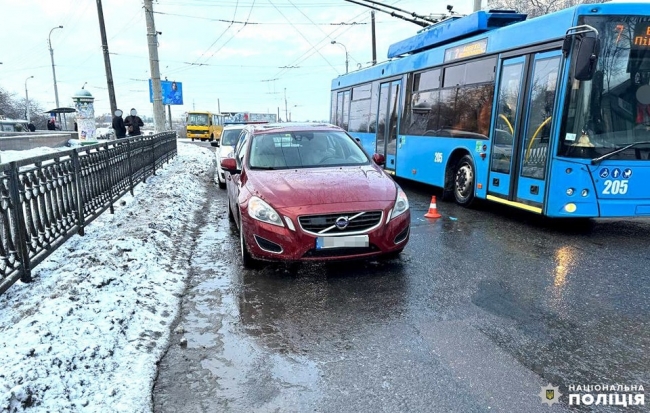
xmin=124 ymin=108 xmax=144 ymax=136
xmin=47 ymin=118 xmax=56 ymax=130
xmin=112 ymin=109 xmax=126 ymax=138
xmin=27 ymin=122 xmax=36 ymax=132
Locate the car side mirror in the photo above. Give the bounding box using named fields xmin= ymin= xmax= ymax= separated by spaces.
xmin=573 ymin=34 xmax=600 ymax=81
xmin=372 ymin=153 xmax=385 ymax=165
xmin=210 ymin=141 xmax=219 ymax=147
xmin=221 ymin=158 xmax=240 ymax=174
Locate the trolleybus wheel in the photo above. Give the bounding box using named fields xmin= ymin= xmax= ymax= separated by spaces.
xmin=454 ymin=155 xmax=475 ymax=207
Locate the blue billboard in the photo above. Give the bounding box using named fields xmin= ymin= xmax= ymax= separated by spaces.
xmin=149 ymin=80 xmax=183 ymax=105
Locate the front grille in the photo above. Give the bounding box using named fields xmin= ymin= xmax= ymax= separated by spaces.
xmin=303 ymin=244 xmax=379 ymax=258
xmin=298 ymin=211 xmax=383 ymax=235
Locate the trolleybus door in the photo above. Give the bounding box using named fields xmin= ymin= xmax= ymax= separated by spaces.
xmin=488 ymin=50 xmax=561 ymax=212
xmin=376 ymin=80 xmax=401 ymax=172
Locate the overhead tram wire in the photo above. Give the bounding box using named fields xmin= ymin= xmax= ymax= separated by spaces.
xmin=272 ymin=0 xmax=382 ymax=79
xmin=342 ymin=0 xmax=430 ymax=27
xmin=268 ymin=0 xmax=336 ymax=70
xmin=200 ymin=0 xmax=256 ymax=65
xmin=267 ymin=0 xmax=338 ymax=74
xmin=286 ymin=0 xmax=363 ymax=70
xmin=164 ymin=0 xmax=256 ymax=76
xmin=152 ymin=10 xmax=365 ymax=25
xmin=189 ymin=0 xmax=240 ymax=67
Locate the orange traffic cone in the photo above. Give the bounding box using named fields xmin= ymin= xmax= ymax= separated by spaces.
xmin=424 ymin=196 xmax=442 ymax=219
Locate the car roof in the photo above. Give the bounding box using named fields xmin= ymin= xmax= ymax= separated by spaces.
xmin=223 ymin=124 xmax=246 ymax=130
xmin=246 ymin=122 xmax=343 ymax=135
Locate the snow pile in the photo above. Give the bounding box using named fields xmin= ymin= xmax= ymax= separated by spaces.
xmin=0 ymin=143 xmax=214 ymax=412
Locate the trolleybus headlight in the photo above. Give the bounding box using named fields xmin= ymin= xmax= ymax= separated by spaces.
xmin=566 ymin=188 xmax=575 ymax=196
xmin=564 ymin=203 xmax=577 ymax=213
xmin=581 ymin=189 xmax=589 ymax=197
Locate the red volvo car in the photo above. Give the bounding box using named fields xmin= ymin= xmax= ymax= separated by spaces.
xmin=221 ymin=123 xmax=410 ymax=268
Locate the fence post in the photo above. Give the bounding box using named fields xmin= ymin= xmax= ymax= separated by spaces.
xmin=72 ymin=150 xmax=86 ymax=236
xmin=151 ymin=135 xmax=156 ymax=176
xmin=103 ymin=142 xmax=115 ymax=214
xmin=8 ymin=162 xmax=32 ymax=283
xmin=127 ymin=139 xmax=134 ymax=196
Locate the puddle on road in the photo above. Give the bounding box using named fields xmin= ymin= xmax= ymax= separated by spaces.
xmin=153 ymin=199 xmax=322 ymax=412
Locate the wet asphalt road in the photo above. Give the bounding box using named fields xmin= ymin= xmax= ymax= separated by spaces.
xmin=153 ymin=143 xmax=649 ymax=412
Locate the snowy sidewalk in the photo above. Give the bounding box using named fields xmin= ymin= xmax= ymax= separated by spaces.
xmin=0 ymin=142 xmax=215 ymax=412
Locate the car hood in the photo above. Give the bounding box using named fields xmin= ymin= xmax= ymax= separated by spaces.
xmin=218 ymin=145 xmax=235 ymax=158
xmin=246 ymin=165 xmax=397 ymax=208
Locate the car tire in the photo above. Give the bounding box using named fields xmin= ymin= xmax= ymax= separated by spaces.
xmin=453 ymin=154 xmax=475 ymax=207
xmin=217 ymin=173 xmax=226 ymax=189
xmin=210 ymin=134 xmax=214 ymax=142
xmin=239 ymin=214 xmax=259 ymax=269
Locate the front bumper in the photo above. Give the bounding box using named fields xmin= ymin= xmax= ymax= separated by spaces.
xmin=241 ymin=204 xmax=410 ymax=262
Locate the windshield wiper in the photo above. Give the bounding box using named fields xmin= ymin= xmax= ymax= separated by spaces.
xmin=591 ymin=141 xmax=650 ymax=165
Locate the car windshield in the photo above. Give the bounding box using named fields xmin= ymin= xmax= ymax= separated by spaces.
xmin=248 ymin=131 xmax=369 ymax=169
xmin=559 ymin=15 xmax=650 ymax=161
xmin=221 ymin=129 xmax=243 ymax=146
xmin=187 ymin=114 xmax=209 ymax=126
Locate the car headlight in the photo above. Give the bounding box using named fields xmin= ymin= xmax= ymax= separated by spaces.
xmin=247 ymin=196 xmax=284 ymax=227
xmin=390 ymin=187 xmax=409 ymax=219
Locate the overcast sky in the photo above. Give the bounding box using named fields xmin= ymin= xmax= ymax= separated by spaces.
xmin=0 ymin=0 xmax=477 ymax=122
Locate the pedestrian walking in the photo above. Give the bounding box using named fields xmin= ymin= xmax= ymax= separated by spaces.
xmin=27 ymin=122 xmax=36 ymax=132
xmin=112 ymin=109 xmax=127 ymax=139
xmin=124 ymin=108 xmax=144 ymax=137
xmin=47 ymin=118 xmax=56 ymax=131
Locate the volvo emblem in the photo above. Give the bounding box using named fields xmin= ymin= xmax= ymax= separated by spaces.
xmin=335 ymin=216 xmax=349 ymax=230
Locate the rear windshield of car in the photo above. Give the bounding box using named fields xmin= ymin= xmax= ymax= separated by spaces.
xmin=221 ymin=128 xmax=243 ymax=146
xmin=248 ymin=131 xmax=369 ymax=169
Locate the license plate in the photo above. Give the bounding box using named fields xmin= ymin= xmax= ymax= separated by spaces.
xmin=315 ymin=235 xmax=369 ymax=249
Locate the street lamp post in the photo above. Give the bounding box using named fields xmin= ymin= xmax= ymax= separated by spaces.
xmin=48 ymin=25 xmax=63 ymax=111
xmin=25 ymin=76 xmax=34 ymax=123
xmin=331 ymin=40 xmax=349 ymax=74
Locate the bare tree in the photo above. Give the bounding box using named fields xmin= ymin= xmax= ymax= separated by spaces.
xmin=0 ymin=87 xmax=49 ymax=129
xmin=488 ymin=0 xmax=602 ymax=19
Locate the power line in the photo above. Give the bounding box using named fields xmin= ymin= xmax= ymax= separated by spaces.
xmin=268 ymin=0 xmax=338 ymax=74
xmin=153 ymin=10 xmax=366 ymax=25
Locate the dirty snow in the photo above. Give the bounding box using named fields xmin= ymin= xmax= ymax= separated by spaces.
xmin=0 ymin=142 xmax=214 ymax=412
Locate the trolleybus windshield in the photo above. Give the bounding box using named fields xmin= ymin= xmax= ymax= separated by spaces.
xmin=560 ymin=15 xmax=650 ymax=161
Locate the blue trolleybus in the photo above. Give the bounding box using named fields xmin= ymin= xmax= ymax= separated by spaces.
xmin=330 ymin=3 xmax=650 ymax=218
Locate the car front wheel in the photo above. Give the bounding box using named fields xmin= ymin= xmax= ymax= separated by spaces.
xmin=239 ymin=214 xmax=259 ymax=269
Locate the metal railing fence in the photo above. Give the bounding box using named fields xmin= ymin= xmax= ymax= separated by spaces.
xmin=0 ymin=131 xmax=177 ymax=295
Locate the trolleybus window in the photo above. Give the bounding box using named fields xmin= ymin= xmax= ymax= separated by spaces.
xmin=521 ymin=56 xmax=561 ymax=179
xmin=491 ymin=62 xmax=524 ymax=175
xmin=560 ymin=15 xmax=650 ymax=161
xmin=349 ymin=83 xmax=372 ymax=133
